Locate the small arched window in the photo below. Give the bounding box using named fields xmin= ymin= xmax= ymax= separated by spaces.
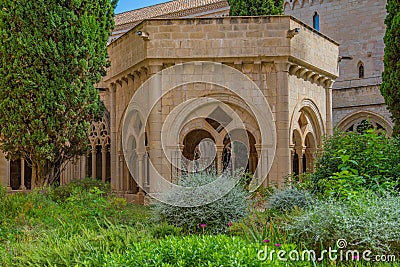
xmin=358 ymin=63 xmax=364 ymax=78
xmin=313 ymin=12 xmax=320 ymax=31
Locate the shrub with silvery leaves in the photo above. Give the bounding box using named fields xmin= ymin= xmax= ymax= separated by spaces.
xmin=152 ymin=172 xmax=249 ymax=234
xmin=267 ymin=187 xmax=315 ymax=212
xmin=285 ymin=192 xmax=400 ymax=254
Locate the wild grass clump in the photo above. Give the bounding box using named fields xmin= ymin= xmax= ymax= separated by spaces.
xmin=152 ymin=172 xmax=249 ymax=234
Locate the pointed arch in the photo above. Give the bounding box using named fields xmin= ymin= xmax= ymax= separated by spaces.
xmin=336 ymin=111 xmax=393 ymax=136
xmin=357 ymin=61 xmax=365 ymax=78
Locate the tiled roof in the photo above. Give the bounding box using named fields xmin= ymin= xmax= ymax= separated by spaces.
xmin=115 ymin=0 xmax=228 ymax=26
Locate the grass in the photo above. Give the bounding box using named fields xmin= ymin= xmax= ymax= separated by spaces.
xmin=0 ymin=179 xmax=399 ymax=266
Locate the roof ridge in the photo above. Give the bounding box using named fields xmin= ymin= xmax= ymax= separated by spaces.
xmin=114 ymin=0 xmax=228 ymax=26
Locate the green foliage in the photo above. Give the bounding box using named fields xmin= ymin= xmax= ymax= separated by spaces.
xmin=267 ymin=187 xmax=315 ymax=212
xmin=0 ymin=181 xmax=151 ymax=266
xmin=9 ymin=231 xmax=298 ymax=267
xmin=0 ymin=185 xmax=6 ymax=201
xmin=152 ymin=172 xmax=249 ymax=234
xmin=49 ymin=178 xmax=111 ymax=203
xmin=228 ymin=0 xmax=283 ymax=16
xmin=310 ymin=130 xmax=400 ymax=200
xmin=286 ymin=193 xmax=400 ymax=255
xmin=0 ymin=0 xmax=117 ymax=186
xmin=381 ymin=0 xmax=400 ymax=136
xmin=150 ymin=222 xmax=182 ymax=239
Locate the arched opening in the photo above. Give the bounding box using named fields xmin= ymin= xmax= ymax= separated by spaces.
xmin=292 ymin=130 xmax=302 ymax=175
xmin=223 ymin=130 xmax=258 ymax=175
xmin=358 ymin=61 xmax=364 ymax=78
xmin=313 ymin=12 xmax=320 ymax=31
xmin=304 ymin=132 xmax=317 ymax=172
xmin=88 ymin=110 xmax=111 ymax=182
xmin=183 ymin=129 xmax=216 ymax=173
xmin=9 ymin=159 xmax=32 ymax=190
xmin=337 ymin=111 xmax=393 ymax=136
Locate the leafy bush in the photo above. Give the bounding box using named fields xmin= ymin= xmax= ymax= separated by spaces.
xmin=310 ymin=130 xmax=400 ymax=200
xmin=150 ymin=222 xmax=182 ymax=239
xmin=152 ymin=172 xmax=249 ymax=234
xmin=0 ymin=184 xmax=6 ymax=201
xmin=285 ymin=192 xmax=400 ymax=255
xmin=49 ymin=178 xmax=111 ymax=203
xmin=267 ymin=187 xmax=314 ymax=212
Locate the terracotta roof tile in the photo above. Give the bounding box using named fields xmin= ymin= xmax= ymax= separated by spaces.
xmin=115 ymin=0 xmax=228 ymax=26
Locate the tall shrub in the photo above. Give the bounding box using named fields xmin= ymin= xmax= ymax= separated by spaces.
xmin=0 ymin=0 xmax=117 ymax=187
xmin=381 ymin=0 xmax=400 ymax=136
xmin=228 ymin=0 xmax=283 ymax=16
xmin=310 ymin=130 xmax=400 ymax=199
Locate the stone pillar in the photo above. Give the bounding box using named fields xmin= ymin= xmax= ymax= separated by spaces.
xmin=6 ymin=160 xmax=11 ymax=191
xmin=81 ymin=155 xmax=87 ymax=179
xmin=231 ymin=149 xmax=236 ymax=175
xmin=137 ymin=152 xmax=145 ymax=196
xmin=124 ymin=163 xmax=128 ymax=193
xmin=101 ymin=147 xmax=107 ymax=183
xmin=306 ymin=148 xmax=316 ymax=172
xmin=325 ymin=80 xmax=334 ymax=136
xmin=91 ymin=147 xmax=97 ymax=179
xmin=109 ymin=85 xmax=118 ymax=190
xmin=20 ymin=159 xmax=26 ymax=190
xmin=255 ymin=144 xmax=262 ymax=181
xmin=295 ymin=146 xmax=306 ymax=179
xmin=144 ymin=150 xmax=150 ymax=188
xmin=290 ymin=145 xmax=295 ymax=174
xmin=118 ymin=152 xmax=124 ymax=192
xmin=147 ymin=65 xmax=163 ymax=190
xmin=216 ymin=145 xmax=224 ymax=175
xmin=274 ymin=62 xmax=291 ymax=185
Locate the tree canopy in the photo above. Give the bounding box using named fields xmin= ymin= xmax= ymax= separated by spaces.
xmin=228 ymin=0 xmax=283 ymax=16
xmin=0 ymin=0 xmax=117 ymax=186
xmin=381 ymin=0 xmax=400 ymax=136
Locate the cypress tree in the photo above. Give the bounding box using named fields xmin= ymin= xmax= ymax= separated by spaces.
xmin=381 ymin=0 xmax=400 ymax=136
xmin=228 ymin=0 xmax=283 ymax=16
xmin=0 ymin=0 xmax=117 ymax=186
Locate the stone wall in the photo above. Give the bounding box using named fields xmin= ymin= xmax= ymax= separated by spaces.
xmin=284 ymin=0 xmax=393 ymax=133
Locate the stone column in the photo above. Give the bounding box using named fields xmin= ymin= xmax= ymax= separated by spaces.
xmin=290 ymin=145 xmax=295 ymax=174
xmin=91 ymin=147 xmax=97 ymax=179
xmin=306 ymin=148 xmax=316 ymax=172
xmin=137 ymin=152 xmax=145 ymax=196
xmin=124 ymin=164 xmax=129 ymax=193
xmin=231 ymin=149 xmax=236 ymax=175
xmin=118 ymin=152 xmax=124 ymax=192
xmin=101 ymin=147 xmax=107 ymax=183
xmin=325 ymin=80 xmax=334 ymax=136
xmin=147 ymin=65 xmax=163 ymax=191
xmin=20 ymin=159 xmax=26 ymax=190
xmin=109 ymin=84 xmax=118 ymax=190
xmin=6 ymin=160 xmax=11 ymax=191
xmin=80 ymin=155 xmax=87 ymax=179
xmin=216 ymin=145 xmax=224 ymax=175
xmin=274 ymin=62 xmax=291 ymax=185
xmin=295 ymin=146 xmax=305 ymax=179
xmin=144 ymin=150 xmax=150 ymax=188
